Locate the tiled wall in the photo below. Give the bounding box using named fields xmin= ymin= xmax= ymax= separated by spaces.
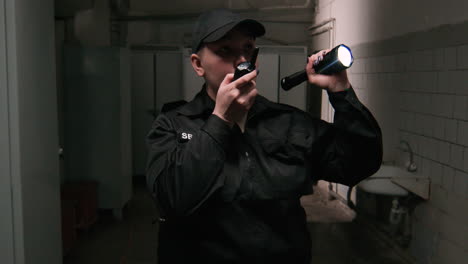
xmin=348 ymin=22 xmax=468 ymax=264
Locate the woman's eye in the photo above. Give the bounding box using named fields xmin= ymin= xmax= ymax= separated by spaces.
xmin=244 ymin=45 xmax=254 ymax=55
xmin=218 ymin=47 xmax=230 ymax=55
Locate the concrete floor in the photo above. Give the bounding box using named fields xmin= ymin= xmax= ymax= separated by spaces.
xmin=63 ymin=179 xmax=416 ymax=264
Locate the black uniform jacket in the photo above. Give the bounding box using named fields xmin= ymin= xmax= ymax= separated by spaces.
xmin=146 ymin=86 xmax=382 ymax=264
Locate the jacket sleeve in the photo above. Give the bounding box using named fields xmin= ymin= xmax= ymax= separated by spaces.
xmin=146 ymin=113 xmax=232 ymax=217
xmin=310 ymin=87 xmax=383 ymax=186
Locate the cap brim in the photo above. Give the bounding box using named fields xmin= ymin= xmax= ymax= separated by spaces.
xmin=203 ymin=19 xmax=265 ymax=43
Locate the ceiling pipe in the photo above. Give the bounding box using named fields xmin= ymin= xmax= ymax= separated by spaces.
xmin=114 ymin=8 xmax=311 ymax=23
xmin=308 ymin=18 xmax=335 ymax=31
xmin=256 ymin=0 xmax=313 ymax=10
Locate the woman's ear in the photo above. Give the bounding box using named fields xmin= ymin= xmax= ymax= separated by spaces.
xmin=190 ymin=54 xmax=204 ymax=77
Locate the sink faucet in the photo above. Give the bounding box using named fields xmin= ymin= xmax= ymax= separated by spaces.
xmin=400 ymin=140 xmax=417 ymax=172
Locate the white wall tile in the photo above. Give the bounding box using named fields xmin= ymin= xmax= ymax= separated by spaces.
xmin=400 ymin=92 xmax=409 ymax=111
xmin=429 ymin=138 xmax=438 ymax=161
xmin=431 ymin=185 xmax=448 ymax=213
xmin=411 ymin=50 xmax=434 ymax=72
xmin=406 ymin=72 xmax=417 ymax=92
xmin=413 ymin=113 xmax=423 ymax=134
xmin=430 ymin=161 xmax=443 ymax=186
xmin=413 ymin=134 xmax=422 ymax=157
xmin=453 ymin=170 xmax=468 ymax=199
xmin=348 ymin=19 xmax=468 ymax=264
xmin=398 ymin=72 xmax=410 ymax=92
xmin=444 ymin=119 xmax=458 ymax=143
xmin=382 ymin=55 xmax=396 ymax=73
xmin=464 ymin=96 xmax=468 ymax=121
xmin=373 ymin=57 xmax=381 ymax=73
xmin=445 ymin=47 xmax=457 ymax=71
xmin=446 ymin=191 xmax=468 ymax=223
xmin=348 ymin=73 xmax=356 ymax=84
xmin=464 ymin=147 xmax=468 ymax=173
xmin=395 ymin=53 xmax=408 ymax=72
xmin=419 ymin=136 xmax=429 ymax=157
xmin=365 ymin=58 xmax=375 ymax=73
xmin=352 ymin=59 xmax=364 ymax=74
xmin=407 ymin=51 xmax=416 ymax=72
xmin=421 ymin=115 xmax=432 ymax=136
xmin=456 ymin=44 xmax=468 ymax=70
xmin=400 ymin=111 xmax=408 ymax=131
xmin=434 ymin=48 xmax=445 ymax=71
xmin=433 ymin=117 xmax=445 ymax=140
xmin=433 ymin=94 xmax=454 ymax=118
xmin=429 ymin=94 xmax=439 ymax=116
xmin=434 ymin=238 xmax=468 ymax=264
xmin=411 ymin=93 xmax=421 ymax=112
xmin=449 ymin=144 xmax=464 ymax=170
xmin=453 ymin=96 xmax=468 ymax=120
xmin=351 ymin=74 xmax=363 ymax=89
xmin=439 ymin=212 xmax=468 ymax=252
xmin=437 ymin=71 xmax=451 ymax=94
xmin=420 ymin=157 xmax=432 ymax=179
xmin=457 ymin=120 xmax=468 ymax=147
xmin=409 ymin=113 xmax=418 ymax=133
xmin=454 ymin=70 xmax=468 ymax=96
xmin=413 ymin=202 xmax=441 ymax=228
xmin=442 ymin=165 xmax=455 ymax=192
xmin=437 ymin=140 xmax=450 ymax=165
xmin=423 ymin=93 xmax=433 ymax=114
xmin=410 ymin=218 xmax=439 ymax=264
xmin=414 ymin=72 xmax=436 ymax=93
xmin=449 ymin=71 xmax=460 ymax=95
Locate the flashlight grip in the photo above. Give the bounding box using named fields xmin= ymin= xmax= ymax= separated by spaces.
xmin=280 ymin=70 xmax=308 ymax=91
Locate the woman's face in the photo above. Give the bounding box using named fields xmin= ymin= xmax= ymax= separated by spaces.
xmin=192 ymin=28 xmax=256 ymax=97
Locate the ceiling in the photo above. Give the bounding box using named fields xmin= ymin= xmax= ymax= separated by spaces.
xmin=55 ymin=0 xmax=316 ymax=22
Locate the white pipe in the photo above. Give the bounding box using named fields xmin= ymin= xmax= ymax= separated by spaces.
xmin=308 ymin=18 xmax=335 ymax=31
xmin=256 ymin=0 xmax=313 ymax=10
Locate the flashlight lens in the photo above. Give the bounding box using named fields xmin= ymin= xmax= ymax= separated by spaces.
xmin=337 ymin=46 xmax=353 ymax=67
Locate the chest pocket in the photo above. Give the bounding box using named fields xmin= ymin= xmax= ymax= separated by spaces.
xmin=260 ymin=131 xmax=309 ymax=165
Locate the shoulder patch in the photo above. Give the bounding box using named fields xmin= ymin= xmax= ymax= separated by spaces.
xmin=161 ymin=100 xmax=188 ymax=113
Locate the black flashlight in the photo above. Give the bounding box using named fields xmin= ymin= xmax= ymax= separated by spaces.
xmin=234 ymin=47 xmax=259 ymax=80
xmin=280 ymin=44 xmax=353 ymax=91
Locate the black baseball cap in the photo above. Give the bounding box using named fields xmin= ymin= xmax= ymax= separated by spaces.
xmin=191 ymin=8 xmax=265 ymax=53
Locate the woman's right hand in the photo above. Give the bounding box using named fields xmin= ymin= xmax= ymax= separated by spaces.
xmin=212 ymin=70 xmax=258 ymax=125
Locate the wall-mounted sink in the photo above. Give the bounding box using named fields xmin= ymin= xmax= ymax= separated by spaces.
xmin=358 ymin=165 xmax=410 ymax=197
xmin=357 ymin=165 xmax=431 ymax=199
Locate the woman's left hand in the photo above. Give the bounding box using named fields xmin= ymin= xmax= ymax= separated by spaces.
xmin=306 ymin=49 xmax=351 ymax=93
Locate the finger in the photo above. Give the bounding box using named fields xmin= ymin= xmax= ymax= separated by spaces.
xmin=313 ymin=49 xmax=326 ymax=66
xmin=308 ymin=49 xmax=332 ymax=66
xmin=221 ymin=73 xmax=235 ymax=87
xmin=236 ymin=87 xmax=257 ymax=108
xmin=236 ymin=80 xmax=257 ymax=94
xmin=235 ymin=80 xmax=256 ymax=100
xmin=231 ymin=70 xmax=258 ymax=87
xmin=237 ymin=81 xmax=257 ymax=98
xmin=306 ymin=56 xmax=316 ymax=75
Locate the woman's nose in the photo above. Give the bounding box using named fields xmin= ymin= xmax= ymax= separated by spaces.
xmin=234 ymin=54 xmax=248 ymax=66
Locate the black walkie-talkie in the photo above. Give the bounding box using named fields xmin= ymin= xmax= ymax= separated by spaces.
xmin=234 ymin=47 xmax=259 ymax=80
xmin=232 ymin=47 xmax=259 ymax=132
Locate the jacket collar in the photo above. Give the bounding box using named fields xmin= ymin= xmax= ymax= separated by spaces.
xmin=177 ymin=85 xmax=215 ymax=117
xmin=177 ymin=84 xmax=293 ymax=118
